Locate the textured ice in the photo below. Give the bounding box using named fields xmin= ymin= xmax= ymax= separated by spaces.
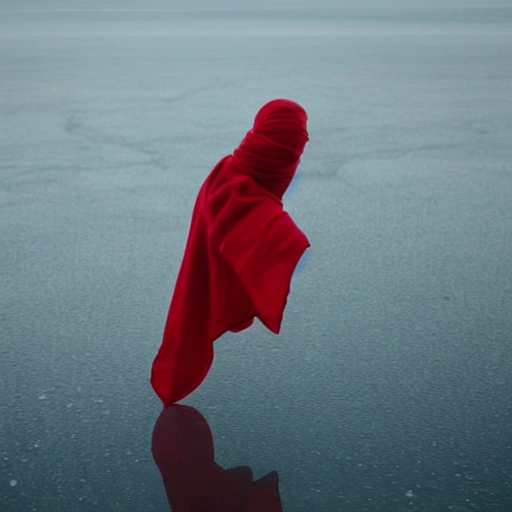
xmin=1 ymin=1 xmax=511 ymax=511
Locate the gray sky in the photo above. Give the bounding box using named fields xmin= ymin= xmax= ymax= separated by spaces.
xmin=1 ymin=0 xmax=510 ymax=9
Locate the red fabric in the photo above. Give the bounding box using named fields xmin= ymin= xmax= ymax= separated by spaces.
xmin=151 ymin=99 xmax=310 ymax=406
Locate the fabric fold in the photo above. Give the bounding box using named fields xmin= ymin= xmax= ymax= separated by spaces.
xmin=151 ymin=99 xmax=310 ymax=406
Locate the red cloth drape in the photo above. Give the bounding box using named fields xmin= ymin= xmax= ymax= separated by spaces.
xmin=151 ymin=99 xmax=310 ymax=406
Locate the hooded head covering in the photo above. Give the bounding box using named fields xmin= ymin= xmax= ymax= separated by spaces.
xmin=151 ymin=99 xmax=310 ymax=406
xmin=232 ymin=99 xmax=309 ymax=198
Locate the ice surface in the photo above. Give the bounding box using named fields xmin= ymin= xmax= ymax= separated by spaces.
xmin=1 ymin=1 xmax=511 ymax=511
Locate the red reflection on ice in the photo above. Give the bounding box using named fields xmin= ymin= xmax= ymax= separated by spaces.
xmin=152 ymin=405 xmax=283 ymax=512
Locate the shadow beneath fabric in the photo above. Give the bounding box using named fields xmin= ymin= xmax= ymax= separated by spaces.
xmin=152 ymin=405 xmax=283 ymax=512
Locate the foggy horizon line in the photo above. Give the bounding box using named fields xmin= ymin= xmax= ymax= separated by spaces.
xmin=2 ymin=4 xmax=511 ymax=12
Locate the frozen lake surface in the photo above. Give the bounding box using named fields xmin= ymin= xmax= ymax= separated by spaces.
xmin=1 ymin=1 xmax=511 ymax=510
